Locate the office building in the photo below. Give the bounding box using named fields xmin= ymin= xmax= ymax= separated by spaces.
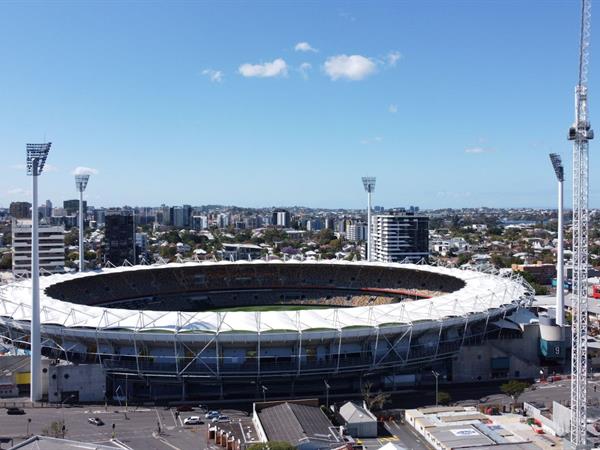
xmin=272 ymin=209 xmax=290 ymax=228
xmin=170 ymin=206 xmax=185 ymax=228
xmin=104 ymin=212 xmax=134 ymax=266
xmin=12 ymin=219 xmax=65 ymax=277
xmin=9 ymin=202 xmax=31 ymax=219
xmin=43 ymin=200 xmax=53 ymax=218
xmin=63 ymin=199 xmax=87 ymax=216
xmin=306 ymin=218 xmax=322 ymax=232
xmin=94 ymin=209 xmax=106 ymax=227
xmin=371 ymin=213 xmax=429 ymax=263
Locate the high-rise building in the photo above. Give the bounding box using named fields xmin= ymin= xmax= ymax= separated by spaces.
xmin=272 ymin=209 xmax=290 ymax=228
xmin=192 ymin=215 xmax=209 ymax=230
xmin=306 ymin=219 xmax=323 ymax=232
xmin=104 ymin=212 xmax=134 ymax=266
xmin=346 ymin=222 xmax=367 ymax=242
xmin=44 ymin=200 xmax=53 ymax=218
xmin=12 ymin=219 xmax=65 ymax=276
xmin=63 ymin=199 xmax=87 ymax=216
xmin=94 ymin=209 xmax=106 ymax=227
xmin=371 ymin=213 xmax=429 ymax=263
xmin=170 ymin=206 xmax=185 ymax=227
xmin=217 ymin=213 xmax=230 ymax=229
xmin=182 ymin=205 xmax=192 ymax=227
xmin=9 ymin=202 xmax=31 ymax=219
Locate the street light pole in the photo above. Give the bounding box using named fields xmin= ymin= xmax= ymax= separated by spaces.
xmin=549 ymin=153 xmax=565 ymax=327
xmin=26 ymin=143 xmax=51 ymax=403
xmin=432 ymin=370 xmax=440 ymax=406
xmin=361 ymin=177 xmax=376 ymax=262
xmin=261 ymin=385 xmax=267 ymax=402
xmin=75 ymin=174 xmax=90 ymax=273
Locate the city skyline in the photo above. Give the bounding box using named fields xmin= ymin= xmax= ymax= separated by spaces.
xmin=1 ymin=1 xmax=597 ymax=209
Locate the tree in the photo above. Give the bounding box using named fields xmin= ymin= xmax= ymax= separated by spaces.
xmin=500 ymin=380 xmax=529 ymax=400
xmin=362 ymin=381 xmax=390 ymax=411
xmin=318 ymin=229 xmax=335 ymax=245
xmin=0 ymin=252 xmax=11 ymax=270
xmin=248 ymin=442 xmax=295 ymax=450
xmin=42 ymin=419 xmax=66 ymax=438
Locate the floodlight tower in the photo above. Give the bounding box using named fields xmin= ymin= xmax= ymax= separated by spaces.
xmin=75 ymin=174 xmax=90 ymax=272
xmin=549 ymin=153 xmax=565 ymax=327
xmin=361 ymin=177 xmax=376 ymax=262
xmin=569 ymin=0 xmax=594 ymax=446
xmin=26 ymin=142 xmax=51 ymax=402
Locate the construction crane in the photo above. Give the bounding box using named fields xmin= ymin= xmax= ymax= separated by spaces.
xmin=569 ymin=0 xmax=594 ymax=447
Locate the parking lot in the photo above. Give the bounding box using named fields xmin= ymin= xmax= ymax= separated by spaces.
xmin=0 ymin=404 xmax=247 ymax=450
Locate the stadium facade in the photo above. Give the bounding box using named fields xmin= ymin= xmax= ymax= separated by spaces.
xmin=0 ymin=261 xmax=533 ymax=401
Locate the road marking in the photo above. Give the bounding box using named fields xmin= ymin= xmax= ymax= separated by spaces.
xmin=155 ymin=407 xmax=164 ymax=432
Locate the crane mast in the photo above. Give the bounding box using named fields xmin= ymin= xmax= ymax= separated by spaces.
xmin=570 ymin=0 xmax=594 ymax=447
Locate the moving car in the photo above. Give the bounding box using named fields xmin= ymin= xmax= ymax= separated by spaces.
xmin=183 ymin=416 xmax=203 ymax=425
xmin=88 ymin=417 xmax=104 ymax=426
xmin=6 ymin=407 xmax=25 ymax=415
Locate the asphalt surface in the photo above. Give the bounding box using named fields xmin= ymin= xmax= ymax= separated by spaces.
xmin=0 ymin=405 xmax=222 ymax=450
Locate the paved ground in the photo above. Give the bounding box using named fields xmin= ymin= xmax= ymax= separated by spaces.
xmin=0 ymin=405 xmax=236 ymax=450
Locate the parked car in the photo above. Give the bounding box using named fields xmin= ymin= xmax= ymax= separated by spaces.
xmin=212 ymin=415 xmax=230 ymax=423
xmin=88 ymin=417 xmax=104 ymax=426
xmin=6 ymin=407 xmax=25 ymax=415
xmin=183 ymin=416 xmax=203 ymax=425
xmin=176 ymin=405 xmax=194 ymax=412
xmin=205 ymin=410 xmax=220 ymax=419
xmin=197 ymin=404 xmax=208 ymax=412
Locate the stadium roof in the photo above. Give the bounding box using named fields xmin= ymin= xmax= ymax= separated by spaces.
xmin=0 ymin=260 xmax=529 ymax=334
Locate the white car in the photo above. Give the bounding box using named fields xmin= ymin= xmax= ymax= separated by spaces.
xmin=212 ymin=415 xmax=230 ymax=423
xmin=184 ymin=416 xmax=203 ymax=425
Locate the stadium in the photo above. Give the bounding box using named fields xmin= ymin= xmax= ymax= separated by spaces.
xmin=0 ymin=260 xmax=532 ymax=401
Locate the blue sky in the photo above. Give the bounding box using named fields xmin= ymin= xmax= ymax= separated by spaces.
xmin=0 ymin=1 xmax=595 ymax=209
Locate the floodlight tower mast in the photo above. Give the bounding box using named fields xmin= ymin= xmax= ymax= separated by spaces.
xmin=549 ymin=153 xmax=565 ymax=327
xmin=26 ymin=142 xmax=51 ymax=402
xmin=75 ymin=174 xmax=90 ymax=272
xmin=569 ymin=0 xmax=594 ymax=446
xmin=362 ymin=177 xmax=376 ymax=262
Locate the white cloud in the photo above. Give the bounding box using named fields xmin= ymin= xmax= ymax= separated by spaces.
xmin=239 ymin=58 xmax=288 ymax=78
xmin=295 ymin=42 xmax=318 ymax=53
xmin=464 ymin=146 xmax=494 ymax=154
xmin=388 ymin=104 xmax=398 ymax=113
xmin=73 ymin=166 xmax=99 ymax=175
xmin=387 ymin=51 xmax=401 ymax=66
xmin=6 ymin=187 xmax=29 ymax=196
xmin=339 ymin=11 xmax=356 ymax=22
xmin=202 ymin=69 xmax=224 ymax=83
xmin=324 ymin=54 xmax=376 ymax=81
xmin=360 ymin=136 xmax=383 ymax=145
xmin=299 ymin=62 xmax=312 ymax=79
